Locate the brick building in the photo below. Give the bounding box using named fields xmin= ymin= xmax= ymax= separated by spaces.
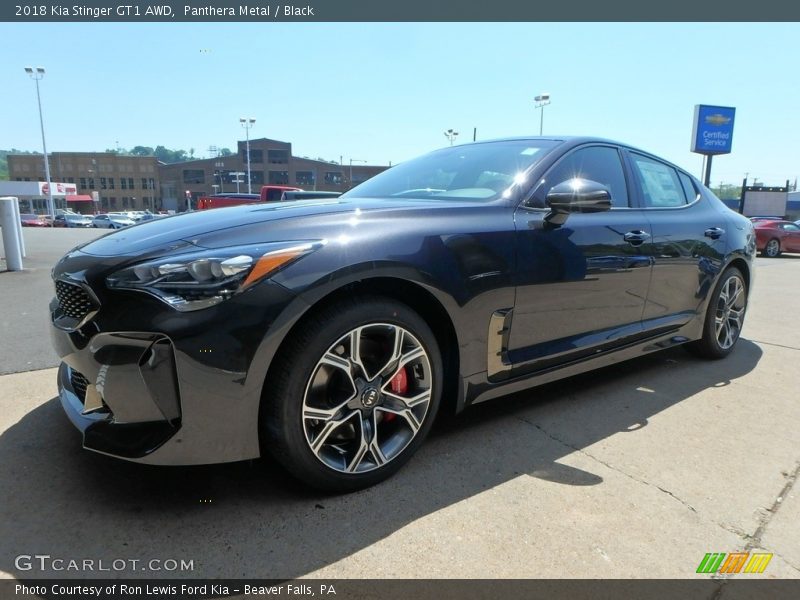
xmin=7 ymin=136 xmax=388 ymax=213
xmin=7 ymin=152 xmax=160 ymax=212
xmin=158 ymin=137 xmax=387 ymax=211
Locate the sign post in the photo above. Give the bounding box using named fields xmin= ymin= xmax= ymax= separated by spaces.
xmin=690 ymin=105 xmax=736 ymax=187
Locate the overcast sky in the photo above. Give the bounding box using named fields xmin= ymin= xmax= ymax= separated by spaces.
xmin=1 ymin=22 xmax=798 ymax=185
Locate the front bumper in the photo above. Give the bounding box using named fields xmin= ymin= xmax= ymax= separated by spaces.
xmin=50 ymin=268 xmax=300 ymax=465
xmin=54 ymin=333 xmax=182 ymax=460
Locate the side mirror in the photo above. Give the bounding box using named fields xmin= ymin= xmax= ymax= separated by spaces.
xmin=543 ymin=178 xmax=612 ymax=227
xmin=546 ymin=178 xmax=613 ymax=215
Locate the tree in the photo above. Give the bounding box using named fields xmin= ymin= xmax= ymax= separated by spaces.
xmin=219 ymin=148 xmax=233 ymax=157
xmin=130 ymin=146 xmax=155 ymax=156
xmin=711 ymin=183 xmax=742 ymax=200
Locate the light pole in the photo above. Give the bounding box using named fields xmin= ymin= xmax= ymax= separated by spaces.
xmin=25 ymin=66 xmax=55 ymax=218
xmin=349 ymin=159 xmax=367 ymax=189
xmin=534 ymin=93 xmax=551 ymax=136
xmin=239 ymin=117 xmax=255 ymax=193
xmin=444 ymin=129 xmax=459 ymax=146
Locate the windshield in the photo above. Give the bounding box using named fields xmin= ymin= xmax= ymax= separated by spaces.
xmin=343 ymin=140 xmax=559 ymax=202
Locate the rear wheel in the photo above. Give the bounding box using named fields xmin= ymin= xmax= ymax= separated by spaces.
xmin=686 ymin=267 xmax=747 ymax=359
xmin=262 ymin=296 xmax=442 ymax=492
xmin=763 ymin=238 xmax=781 ymax=257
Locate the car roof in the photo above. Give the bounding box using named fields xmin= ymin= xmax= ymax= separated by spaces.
xmin=452 ymin=136 xmax=698 ymax=179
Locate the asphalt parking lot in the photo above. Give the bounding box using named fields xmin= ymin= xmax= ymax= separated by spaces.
xmin=0 ymin=227 xmax=798 ymax=581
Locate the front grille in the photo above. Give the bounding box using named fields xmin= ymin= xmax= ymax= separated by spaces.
xmin=70 ymin=369 xmax=90 ymax=403
xmin=55 ymin=280 xmax=95 ymax=321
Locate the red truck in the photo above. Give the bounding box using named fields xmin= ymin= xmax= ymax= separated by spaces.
xmin=197 ymin=185 xmax=302 ymax=210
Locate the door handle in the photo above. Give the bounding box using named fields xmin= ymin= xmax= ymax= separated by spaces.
xmin=623 ymin=230 xmax=651 ymax=245
xmin=704 ymin=227 xmax=725 ymax=240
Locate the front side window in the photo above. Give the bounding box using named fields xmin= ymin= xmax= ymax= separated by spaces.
xmin=532 ymin=145 xmax=629 ymax=208
xmin=781 ymin=223 xmax=800 ymax=232
xmin=631 ymin=153 xmax=685 ymax=208
xmin=346 ymin=140 xmax=558 ymax=202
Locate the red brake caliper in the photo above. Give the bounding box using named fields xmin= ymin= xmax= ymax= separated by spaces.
xmin=384 ymin=367 xmax=408 ymax=422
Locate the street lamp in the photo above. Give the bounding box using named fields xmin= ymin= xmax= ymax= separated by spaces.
xmin=239 ymin=117 xmax=255 ymax=193
xmin=24 ymin=66 xmax=55 ymax=218
xmin=534 ymin=93 xmax=551 ymax=136
xmin=349 ymin=159 xmax=367 ymax=189
xmin=444 ymin=129 xmax=459 ymax=146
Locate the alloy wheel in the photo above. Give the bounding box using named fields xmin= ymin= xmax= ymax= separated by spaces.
xmin=714 ymin=274 xmax=746 ymax=350
xmin=301 ymin=323 xmax=433 ymax=474
xmin=765 ymin=239 xmax=780 ymax=257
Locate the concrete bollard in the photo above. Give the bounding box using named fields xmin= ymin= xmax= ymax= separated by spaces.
xmin=0 ymin=197 xmax=24 ymax=271
xmin=9 ymin=196 xmax=26 ymax=258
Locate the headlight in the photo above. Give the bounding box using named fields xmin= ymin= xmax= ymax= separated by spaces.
xmin=106 ymin=241 xmax=324 ymax=311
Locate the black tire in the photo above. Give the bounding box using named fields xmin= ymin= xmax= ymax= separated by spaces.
xmin=762 ymin=238 xmax=781 ymax=258
xmin=261 ymin=295 xmax=442 ymax=492
xmin=685 ymin=266 xmax=747 ymax=359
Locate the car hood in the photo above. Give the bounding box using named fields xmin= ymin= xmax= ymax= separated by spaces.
xmin=74 ymin=197 xmax=472 ymax=257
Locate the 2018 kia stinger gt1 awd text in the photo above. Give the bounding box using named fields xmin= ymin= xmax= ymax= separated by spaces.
xmin=50 ymin=137 xmax=756 ymax=491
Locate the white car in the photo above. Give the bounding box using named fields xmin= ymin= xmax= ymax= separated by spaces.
xmin=92 ymin=214 xmax=135 ymax=229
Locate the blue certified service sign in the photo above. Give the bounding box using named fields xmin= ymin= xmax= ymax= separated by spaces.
xmin=691 ymin=105 xmax=736 ymax=155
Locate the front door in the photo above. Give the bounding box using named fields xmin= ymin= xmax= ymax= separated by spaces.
xmin=510 ymin=144 xmax=652 ymax=374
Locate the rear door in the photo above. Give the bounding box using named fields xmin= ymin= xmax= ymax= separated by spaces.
xmin=625 ymin=151 xmax=727 ymax=333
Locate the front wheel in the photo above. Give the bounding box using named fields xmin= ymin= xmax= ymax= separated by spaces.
xmin=262 ymin=296 xmax=442 ymax=492
xmin=686 ymin=267 xmax=747 ymax=359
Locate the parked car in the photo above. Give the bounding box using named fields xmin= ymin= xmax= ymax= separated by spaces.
xmin=754 ymin=219 xmax=800 ymax=257
xmin=20 ymin=213 xmax=48 ymax=227
xmin=92 ymin=214 xmax=136 ymax=229
xmin=53 ymin=213 xmax=93 ymax=228
xmin=135 ymin=211 xmax=163 ymax=222
xmin=50 ymin=136 xmax=755 ymax=492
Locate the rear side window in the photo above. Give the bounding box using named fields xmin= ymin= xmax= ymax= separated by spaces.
xmin=678 ymin=172 xmax=699 ymax=203
xmin=631 ymin=153 xmax=686 ymax=208
xmin=537 ymin=146 xmax=630 ymax=208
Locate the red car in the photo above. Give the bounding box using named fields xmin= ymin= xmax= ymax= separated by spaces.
xmin=19 ymin=213 xmax=48 ymax=227
xmin=754 ymin=219 xmax=800 ymax=257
